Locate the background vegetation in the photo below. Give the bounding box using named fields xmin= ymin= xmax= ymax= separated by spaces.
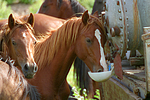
xmin=0 ymin=0 xmax=12 ymax=19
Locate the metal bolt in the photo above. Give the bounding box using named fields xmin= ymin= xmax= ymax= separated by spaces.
xmin=125 ymin=8 xmax=127 ymax=12
xmin=127 ymin=24 xmax=129 ymax=27
xmin=126 ymin=16 xmax=128 ymax=20
xmin=110 ymin=26 xmax=121 ymax=37
xmin=124 ymin=1 xmax=126 ymax=5
xmin=119 ymin=17 xmax=122 ymax=20
xmin=118 ymin=9 xmax=121 ymax=13
xmin=120 ymin=33 xmax=123 ymax=36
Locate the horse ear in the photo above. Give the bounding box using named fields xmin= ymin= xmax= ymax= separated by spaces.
xmin=93 ymin=11 xmax=99 ymax=18
xmin=27 ymin=13 xmax=34 ymax=27
xmin=82 ymin=10 xmax=89 ymax=25
xmin=8 ymin=14 xmax=15 ymax=29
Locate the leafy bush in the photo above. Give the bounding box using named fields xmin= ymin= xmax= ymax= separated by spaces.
xmin=29 ymin=0 xmax=43 ymax=13
xmin=77 ymin=0 xmax=95 ymax=13
xmin=5 ymin=0 xmax=38 ymax=4
xmin=0 ymin=0 xmax=12 ymax=19
xmin=19 ymin=0 xmax=37 ymax=4
xmin=5 ymin=0 xmax=16 ymax=4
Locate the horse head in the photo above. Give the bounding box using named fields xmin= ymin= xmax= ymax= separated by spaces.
xmin=38 ymin=0 xmax=86 ymax=19
xmin=75 ymin=11 xmax=112 ymax=82
xmin=1 ymin=13 xmax=38 ymax=79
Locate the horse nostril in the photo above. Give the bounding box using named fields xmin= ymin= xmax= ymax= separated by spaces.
xmin=34 ymin=65 xmax=38 ymax=72
xmin=24 ymin=64 xmax=29 ymax=71
xmin=97 ymin=69 xmax=103 ymax=72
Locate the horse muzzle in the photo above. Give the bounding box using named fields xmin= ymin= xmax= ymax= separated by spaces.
xmin=88 ymin=63 xmax=114 ymax=82
xmin=22 ymin=62 xmax=38 ymax=79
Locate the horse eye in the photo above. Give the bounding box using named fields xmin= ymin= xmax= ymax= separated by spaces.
xmin=86 ymin=38 xmax=92 ymax=44
xmin=12 ymin=41 xmax=16 ymax=45
xmin=34 ymin=41 xmax=37 ymax=45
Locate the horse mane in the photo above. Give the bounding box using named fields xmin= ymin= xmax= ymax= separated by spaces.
xmin=35 ymin=14 xmax=106 ymax=69
xmin=1 ymin=57 xmax=40 ymax=100
xmin=70 ymin=0 xmax=86 ymax=17
xmin=0 ymin=19 xmax=35 ymax=60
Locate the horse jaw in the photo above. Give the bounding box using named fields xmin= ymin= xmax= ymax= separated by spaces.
xmin=88 ymin=29 xmax=114 ymax=82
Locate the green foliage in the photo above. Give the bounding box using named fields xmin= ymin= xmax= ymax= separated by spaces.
xmin=0 ymin=0 xmax=12 ymax=19
xmin=72 ymin=87 xmax=100 ymax=100
xmin=94 ymin=89 xmax=100 ymax=99
xmin=19 ymin=0 xmax=37 ymax=4
xmin=5 ymin=0 xmax=16 ymax=4
xmin=77 ymin=0 xmax=95 ymax=13
xmin=5 ymin=0 xmax=38 ymax=4
xmin=29 ymin=0 xmax=43 ymax=14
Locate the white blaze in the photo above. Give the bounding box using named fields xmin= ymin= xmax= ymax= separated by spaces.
xmin=95 ymin=29 xmax=108 ymax=71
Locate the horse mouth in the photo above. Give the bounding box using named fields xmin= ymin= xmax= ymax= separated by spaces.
xmin=24 ymin=73 xmax=35 ymax=79
xmin=88 ymin=64 xmax=114 ymax=82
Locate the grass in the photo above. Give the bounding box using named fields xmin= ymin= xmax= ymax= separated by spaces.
xmin=0 ymin=0 xmax=12 ymax=20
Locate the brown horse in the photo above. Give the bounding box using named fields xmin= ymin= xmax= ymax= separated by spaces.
xmin=26 ymin=10 xmax=108 ymax=99
xmin=0 ymin=14 xmax=38 ymax=79
xmin=38 ymin=0 xmax=102 ymax=98
xmin=38 ymin=0 xmax=96 ymax=98
xmin=0 ymin=57 xmax=40 ymax=100
xmin=38 ymin=0 xmax=86 ymax=19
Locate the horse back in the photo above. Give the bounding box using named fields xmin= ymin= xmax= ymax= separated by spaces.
xmin=21 ymin=14 xmax=66 ymax=37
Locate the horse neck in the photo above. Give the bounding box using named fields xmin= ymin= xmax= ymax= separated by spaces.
xmin=34 ymin=19 xmax=82 ymax=83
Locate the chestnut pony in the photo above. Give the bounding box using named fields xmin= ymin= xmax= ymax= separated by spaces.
xmin=26 ymin=10 xmax=107 ymax=99
xmin=0 ymin=14 xmax=38 ymax=79
xmin=38 ymin=0 xmax=86 ymax=19
xmin=0 ymin=57 xmax=40 ymax=100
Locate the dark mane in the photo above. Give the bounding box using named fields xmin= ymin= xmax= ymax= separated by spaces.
xmin=70 ymin=0 xmax=86 ymax=17
xmin=57 ymin=0 xmax=63 ymax=8
xmin=1 ymin=57 xmax=40 ymax=100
